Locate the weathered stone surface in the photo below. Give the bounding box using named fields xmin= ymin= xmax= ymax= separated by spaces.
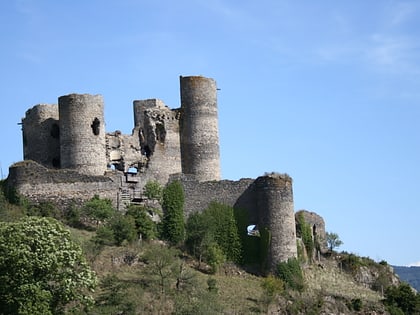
xmin=9 ymin=76 xmax=319 ymax=272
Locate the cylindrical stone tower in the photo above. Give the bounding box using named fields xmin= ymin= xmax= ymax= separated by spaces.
xmin=58 ymin=94 xmax=107 ymax=176
xmin=255 ymin=173 xmax=297 ymax=272
xmin=179 ymin=75 xmax=221 ymax=181
xmin=21 ymin=104 xmax=60 ymax=168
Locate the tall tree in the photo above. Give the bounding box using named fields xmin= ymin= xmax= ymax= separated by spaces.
xmin=0 ymin=217 xmax=97 ymax=314
xmin=161 ymin=181 xmax=185 ymax=245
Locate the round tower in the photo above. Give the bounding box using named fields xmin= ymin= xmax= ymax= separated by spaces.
xmin=255 ymin=173 xmax=297 ymax=272
xmin=21 ymin=104 xmax=60 ymax=168
xmin=58 ymin=94 xmax=107 ymax=176
xmin=179 ymin=75 xmax=221 ymax=181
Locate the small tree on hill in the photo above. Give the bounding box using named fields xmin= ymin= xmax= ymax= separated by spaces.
xmin=161 ymin=181 xmax=185 ymax=244
xmin=326 ymin=231 xmax=343 ymax=252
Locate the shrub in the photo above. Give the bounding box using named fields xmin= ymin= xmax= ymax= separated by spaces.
xmin=276 ymin=258 xmax=305 ymax=292
xmin=143 ymin=180 xmax=163 ymax=202
xmin=126 ymin=205 xmax=157 ymax=240
xmin=82 ymin=195 xmax=115 ymax=226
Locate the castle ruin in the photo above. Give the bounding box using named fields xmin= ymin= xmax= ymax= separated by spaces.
xmin=7 ymin=75 xmax=302 ymax=272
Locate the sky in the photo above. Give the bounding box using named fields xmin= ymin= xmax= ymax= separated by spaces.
xmin=0 ymin=0 xmax=419 ymax=267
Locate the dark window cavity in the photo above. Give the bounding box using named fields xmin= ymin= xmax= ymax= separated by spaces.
xmin=91 ymin=118 xmax=100 ymax=136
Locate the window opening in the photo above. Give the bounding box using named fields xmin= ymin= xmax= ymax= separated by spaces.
xmin=91 ymin=118 xmax=100 ymax=136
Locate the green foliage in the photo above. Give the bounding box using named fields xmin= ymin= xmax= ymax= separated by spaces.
xmin=186 ymin=211 xmax=212 ymax=264
xmin=186 ymin=202 xmax=242 ymax=270
xmin=233 ymin=207 xmax=260 ymax=265
xmin=162 ymin=181 xmax=185 ymax=244
xmin=207 ymin=277 xmax=218 ymax=293
xmin=0 ymin=217 xmax=97 ymax=314
xmin=326 ymin=231 xmax=343 ymax=251
xmin=82 ymin=195 xmax=115 ymax=226
xmin=350 ymin=298 xmax=363 ymax=311
xmin=340 ymin=253 xmax=363 ymax=274
xmin=109 ymin=213 xmax=137 ymax=246
xmin=276 ymin=258 xmax=305 ymax=292
xmin=143 ymin=245 xmax=181 ymax=294
xmin=384 ymin=282 xmax=420 ymax=315
xmin=94 ymin=213 xmax=137 ymax=246
xmin=26 ymin=201 xmax=61 ymax=219
xmin=94 ymin=274 xmax=136 ymax=315
xmin=143 ymin=180 xmax=163 ymax=202
xmin=207 ymin=242 xmax=226 ymax=274
xmin=126 ymin=205 xmax=157 ymax=240
xmin=261 ymin=274 xmax=284 ymax=297
xmin=296 ymin=212 xmax=314 ymax=261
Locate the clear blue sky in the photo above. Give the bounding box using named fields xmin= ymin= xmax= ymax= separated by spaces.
xmin=1 ymin=1 xmax=419 ymax=266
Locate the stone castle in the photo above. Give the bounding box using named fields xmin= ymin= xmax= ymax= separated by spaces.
xmin=6 ymin=75 xmax=325 ymax=272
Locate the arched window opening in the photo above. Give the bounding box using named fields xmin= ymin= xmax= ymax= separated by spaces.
xmin=91 ymin=118 xmax=100 ymax=136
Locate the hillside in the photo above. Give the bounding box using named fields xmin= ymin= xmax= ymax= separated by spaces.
xmin=1 ymin=182 xmax=419 ymax=314
xmin=393 ymin=266 xmax=420 ymax=291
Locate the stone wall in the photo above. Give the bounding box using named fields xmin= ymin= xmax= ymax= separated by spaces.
xmin=171 ymin=174 xmax=254 ymax=216
xmin=22 ymin=104 xmax=60 ymax=168
xmin=7 ymin=160 xmax=119 ymax=209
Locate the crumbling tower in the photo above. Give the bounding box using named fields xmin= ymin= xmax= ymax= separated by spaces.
xmin=255 ymin=174 xmax=297 ymax=272
xmin=179 ymin=76 xmax=221 ymax=181
xmin=58 ymin=94 xmax=107 ymax=176
xmin=21 ymin=104 xmax=60 ymax=168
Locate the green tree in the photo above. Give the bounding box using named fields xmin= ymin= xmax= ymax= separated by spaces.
xmin=161 ymin=181 xmax=185 ymax=244
xmin=186 ymin=202 xmax=242 ymax=267
xmin=384 ymin=282 xmax=420 ymax=315
xmin=143 ymin=245 xmax=180 ymax=294
xmin=109 ymin=213 xmax=137 ymax=246
xmin=0 ymin=217 xmax=97 ymax=314
xmin=144 ymin=180 xmax=163 ymax=202
xmin=326 ymin=231 xmax=343 ymax=251
xmin=82 ymin=195 xmax=115 ymax=226
xmin=126 ymin=205 xmax=157 ymax=240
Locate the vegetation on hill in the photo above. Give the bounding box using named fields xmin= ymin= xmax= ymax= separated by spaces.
xmin=1 ymin=178 xmax=420 ymax=314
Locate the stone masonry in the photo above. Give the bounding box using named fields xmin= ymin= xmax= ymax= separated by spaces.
xmin=7 ymin=75 xmax=323 ymax=273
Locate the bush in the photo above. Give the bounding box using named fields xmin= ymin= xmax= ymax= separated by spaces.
xmin=186 ymin=202 xmax=242 ymax=267
xmin=109 ymin=214 xmax=137 ymax=246
xmin=126 ymin=205 xmax=157 ymax=240
xmin=82 ymin=195 xmax=115 ymax=226
xmin=276 ymin=258 xmax=305 ymax=292
xmin=144 ymin=180 xmax=163 ymax=202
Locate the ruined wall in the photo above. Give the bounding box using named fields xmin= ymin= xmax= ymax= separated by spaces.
xmin=179 ymin=76 xmax=221 ymax=181
xmin=174 ymin=173 xmax=297 ymax=272
xmin=295 ymin=209 xmax=327 ymax=253
xmin=59 ymin=94 xmax=107 ymax=176
xmin=255 ymin=174 xmax=297 ymax=271
xmin=7 ymin=160 xmax=119 ymax=209
xmin=22 ymin=104 xmax=60 ymax=168
xmin=171 ymin=174 xmax=254 ymax=217
xmin=133 ymin=99 xmax=182 ymax=184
